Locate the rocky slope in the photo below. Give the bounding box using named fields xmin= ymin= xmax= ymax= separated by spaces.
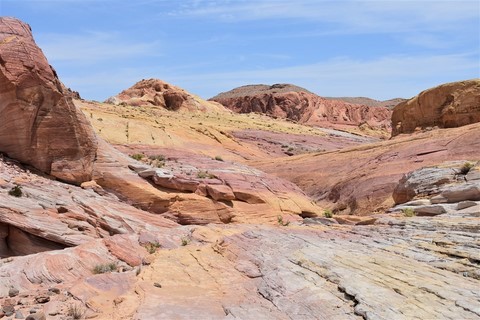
xmin=0 ymin=17 xmax=97 ymax=185
xmin=391 ymin=79 xmax=480 ymax=137
xmin=106 ymin=78 xmax=227 ymax=113
xmin=254 ymin=122 xmax=480 ymax=215
xmin=210 ymin=84 xmax=392 ymax=137
xmin=325 ymin=96 xmax=406 ymax=109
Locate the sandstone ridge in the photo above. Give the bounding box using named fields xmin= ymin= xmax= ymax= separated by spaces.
xmin=391 ymin=79 xmax=480 ymax=137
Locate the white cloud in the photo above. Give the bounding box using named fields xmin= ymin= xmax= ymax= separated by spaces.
xmin=36 ymin=31 xmax=161 ymax=65
xmin=171 ymin=0 xmax=479 ymax=34
xmin=165 ymin=52 xmax=479 ymax=100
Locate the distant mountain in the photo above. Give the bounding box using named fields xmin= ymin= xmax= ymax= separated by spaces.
xmin=210 ymin=84 xmax=392 ymax=135
xmin=324 ymin=97 xmax=406 ymax=109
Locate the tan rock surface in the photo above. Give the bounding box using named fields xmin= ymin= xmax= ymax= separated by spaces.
xmin=0 ymin=17 xmax=97 ymax=184
xmin=2 ymin=212 xmax=478 ymax=320
xmin=392 ymin=79 xmax=480 ymax=136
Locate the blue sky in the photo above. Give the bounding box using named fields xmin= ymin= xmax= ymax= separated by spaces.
xmin=1 ymin=0 xmax=479 ymax=101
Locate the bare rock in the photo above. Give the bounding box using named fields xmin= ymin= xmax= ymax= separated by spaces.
xmin=392 ymin=79 xmax=480 ymax=137
xmin=393 ymin=167 xmax=456 ymax=204
xmin=440 ymin=183 xmax=480 ymax=203
xmin=8 ymin=288 xmax=18 ymax=297
xmin=25 ymin=311 xmax=46 ymax=320
xmin=413 ymin=204 xmax=447 ymax=216
xmin=211 ymin=84 xmax=392 ymax=134
xmin=0 ymin=17 xmax=97 ymax=185
xmin=105 ymin=78 xmax=227 ymax=112
xmin=34 ymin=295 xmax=49 ymax=304
xmin=206 ymin=184 xmax=236 ymax=201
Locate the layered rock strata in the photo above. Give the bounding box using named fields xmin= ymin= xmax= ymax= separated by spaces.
xmin=0 ymin=17 xmax=97 ymax=184
xmin=391 ymin=79 xmax=480 ymax=136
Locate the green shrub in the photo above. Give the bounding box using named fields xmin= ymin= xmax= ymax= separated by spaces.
xmin=197 ymin=170 xmax=215 ymax=179
xmin=8 ymin=186 xmax=22 ymax=197
xmin=67 ymin=303 xmax=86 ymax=319
xmin=144 ymin=241 xmax=161 ymax=254
xmin=402 ymin=208 xmax=416 ymax=217
xmin=324 ymin=209 xmax=333 ymax=218
xmin=93 ymin=262 xmax=117 ymax=274
xmin=214 ymin=155 xmax=224 ymax=162
xmin=149 ymin=154 xmax=165 ymax=161
xmin=130 ymin=153 xmax=144 ymax=161
xmin=181 ymin=237 xmax=189 ymax=246
xmin=460 ymin=162 xmax=475 ymax=175
xmin=277 ymin=215 xmax=290 ymax=226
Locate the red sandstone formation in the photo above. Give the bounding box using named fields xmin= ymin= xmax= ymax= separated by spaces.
xmin=391 ymin=79 xmax=480 ymax=137
xmin=0 ymin=17 xmax=97 ymax=184
xmin=105 ymin=78 xmax=227 ymax=112
xmin=210 ymin=84 xmax=392 ymax=132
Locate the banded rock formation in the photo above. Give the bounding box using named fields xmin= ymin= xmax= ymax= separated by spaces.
xmin=106 ymin=78 xmax=227 ymax=112
xmin=391 ymin=79 xmax=480 ymax=137
xmin=210 ymin=84 xmax=392 ymax=133
xmin=0 ymin=17 xmax=97 ymax=184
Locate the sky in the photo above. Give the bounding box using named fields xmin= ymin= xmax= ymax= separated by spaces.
xmin=0 ymin=0 xmax=479 ymax=101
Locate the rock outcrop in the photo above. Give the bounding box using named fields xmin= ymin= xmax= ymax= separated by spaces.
xmin=1 ymin=214 xmax=478 ymax=319
xmin=391 ymin=79 xmax=480 ymax=137
xmin=105 ymin=78 xmax=227 ymax=112
xmin=0 ymin=17 xmax=97 ymax=184
xmin=391 ymin=161 xmax=480 ymax=216
xmin=210 ymin=84 xmax=392 ymax=133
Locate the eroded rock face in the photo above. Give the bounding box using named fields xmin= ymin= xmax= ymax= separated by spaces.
xmin=391 ymin=79 xmax=480 ymax=137
xmin=105 ymin=78 xmax=227 ymax=112
xmin=0 ymin=17 xmax=97 ymax=184
xmin=255 ymin=122 xmax=480 ymax=215
xmin=210 ymin=84 xmax=392 ymax=132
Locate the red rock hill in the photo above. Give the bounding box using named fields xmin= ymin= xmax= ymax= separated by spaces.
xmin=210 ymin=84 xmax=392 ymax=132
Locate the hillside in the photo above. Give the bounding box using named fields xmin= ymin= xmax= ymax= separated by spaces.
xmin=210 ymin=84 xmax=392 ymax=138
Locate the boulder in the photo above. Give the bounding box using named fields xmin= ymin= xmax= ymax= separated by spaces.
xmin=392 ymin=79 xmax=480 ymax=137
xmin=393 ymin=167 xmax=457 ymax=205
xmin=0 ymin=17 xmax=97 ymax=184
xmin=440 ymin=183 xmax=480 ymax=203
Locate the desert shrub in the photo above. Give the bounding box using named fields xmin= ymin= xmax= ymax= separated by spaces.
xmin=197 ymin=170 xmax=215 ymax=179
xmin=67 ymin=303 xmax=86 ymax=319
xmin=402 ymin=208 xmax=416 ymax=217
xmin=324 ymin=209 xmax=333 ymax=218
xmin=149 ymin=154 xmax=165 ymax=161
xmin=130 ymin=153 xmax=144 ymax=161
xmin=214 ymin=155 xmax=224 ymax=162
xmin=460 ymin=162 xmax=474 ymax=175
xmin=93 ymin=262 xmax=117 ymax=274
xmin=181 ymin=237 xmax=189 ymax=246
xmin=277 ymin=215 xmax=290 ymax=226
xmin=8 ymin=185 xmax=22 ymax=197
xmin=144 ymin=241 xmax=161 ymax=254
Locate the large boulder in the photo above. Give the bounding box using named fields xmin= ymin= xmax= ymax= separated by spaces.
xmin=0 ymin=17 xmax=97 ymax=184
xmin=391 ymin=79 xmax=480 ymax=137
